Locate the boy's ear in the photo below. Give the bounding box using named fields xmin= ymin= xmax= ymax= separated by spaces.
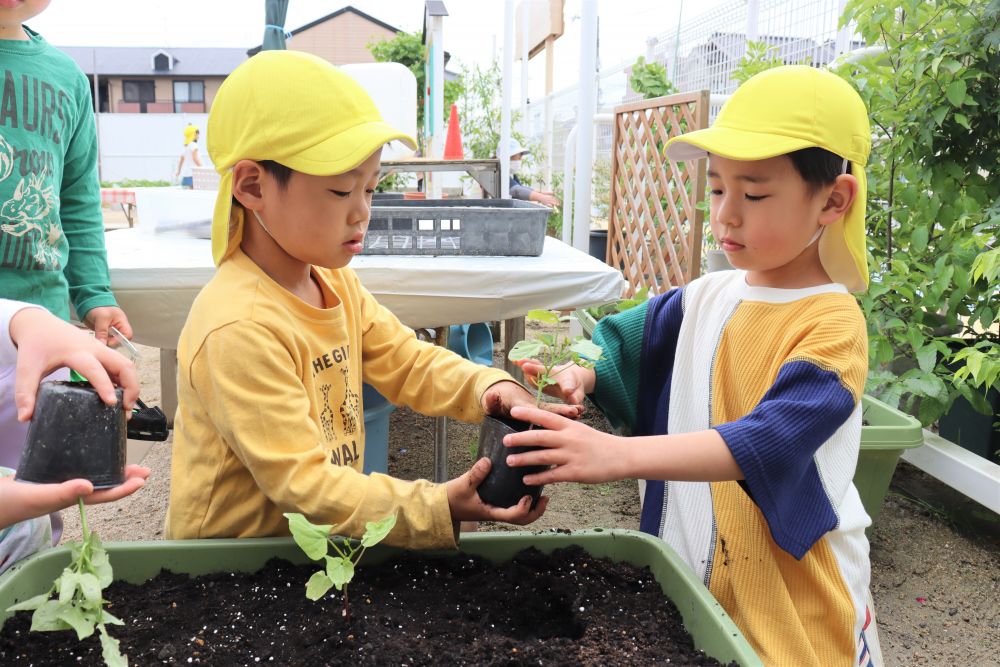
xmin=232 ymin=160 xmax=265 ymax=212
xmin=818 ymin=174 xmax=858 ymax=225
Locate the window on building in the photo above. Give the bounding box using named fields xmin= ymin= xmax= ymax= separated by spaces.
xmin=173 ymin=80 xmax=205 ymax=113
xmin=154 ymin=53 xmax=171 ymax=71
xmin=122 ymin=80 xmax=155 ymax=103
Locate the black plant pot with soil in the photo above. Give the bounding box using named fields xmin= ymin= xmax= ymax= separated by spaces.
xmin=476 ymin=414 xmax=546 ymax=508
xmin=15 ymin=380 xmax=126 ymax=488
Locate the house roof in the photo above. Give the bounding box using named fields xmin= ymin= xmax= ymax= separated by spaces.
xmin=247 ymin=5 xmax=401 ymax=56
xmin=59 ymin=46 xmax=246 ymax=77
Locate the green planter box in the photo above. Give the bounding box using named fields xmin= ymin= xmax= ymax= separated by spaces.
xmin=857 ymin=395 xmax=924 ymax=524
xmin=0 ymin=530 xmax=761 ymax=666
xmin=574 ymin=308 xmax=598 ymax=338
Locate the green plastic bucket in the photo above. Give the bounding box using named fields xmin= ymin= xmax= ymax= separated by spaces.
xmin=0 ymin=530 xmax=761 ymax=666
xmin=857 ymin=395 xmax=924 ymax=525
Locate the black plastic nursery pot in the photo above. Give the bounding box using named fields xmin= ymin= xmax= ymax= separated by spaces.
xmin=476 ymin=414 xmax=547 ymax=508
xmin=15 ymin=381 xmax=126 ymax=489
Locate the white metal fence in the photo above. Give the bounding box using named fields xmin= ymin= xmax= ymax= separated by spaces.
xmin=526 ymin=0 xmax=860 ymax=186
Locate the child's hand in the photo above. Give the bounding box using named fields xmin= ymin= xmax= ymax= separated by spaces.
xmin=515 ymin=360 xmax=592 ymax=406
xmin=502 ymin=406 xmax=624 ymax=485
xmin=83 ymin=306 xmax=133 ymax=346
xmin=446 ymin=457 xmax=549 ymax=524
xmin=10 ymin=307 xmax=139 ymax=421
xmin=481 ymin=380 xmax=584 ymax=419
xmin=0 ymin=465 xmax=150 ymax=531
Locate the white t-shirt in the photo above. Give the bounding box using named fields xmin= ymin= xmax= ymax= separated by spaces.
xmin=180 ymin=141 xmax=200 ymax=178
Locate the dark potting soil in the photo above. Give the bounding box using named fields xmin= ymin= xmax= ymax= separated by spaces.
xmin=0 ymin=545 xmax=737 ymax=666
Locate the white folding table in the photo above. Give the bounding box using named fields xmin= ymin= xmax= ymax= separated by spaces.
xmin=105 ymin=192 xmax=626 ymax=481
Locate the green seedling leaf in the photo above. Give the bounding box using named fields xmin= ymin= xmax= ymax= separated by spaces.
xmin=102 ymin=611 xmax=125 ymax=626
xmin=99 ymin=626 xmax=128 ymax=667
xmin=305 ymin=571 xmax=334 ymax=601
xmin=325 ymin=556 xmax=355 ymax=591
xmin=57 ymin=604 xmax=96 ymax=640
xmin=90 ymin=547 xmax=113 ymax=589
xmin=30 ymin=599 xmax=73 ymax=633
xmin=570 ymin=339 xmax=604 ymax=362
xmin=536 ymin=376 xmax=558 ymax=390
xmin=526 ymin=309 xmax=560 ymax=324
xmin=6 ymin=593 xmax=51 ymax=613
xmin=508 ymin=339 xmax=545 ymax=360
xmin=58 ymin=572 xmax=81 ymax=606
xmin=284 ymin=513 xmax=334 ymax=561
xmin=77 ymin=573 xmax=103 ymax=605
xmin=360 ymin=513 xmax=397 ymax=547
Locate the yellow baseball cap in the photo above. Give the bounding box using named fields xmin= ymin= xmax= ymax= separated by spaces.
xmin=207 ymin=51 xmax=417 ymax=265
xmin=183 ymin=124 xmax=199 ymax=146
xmin=665 ymin=65 xmax=871 ymax=292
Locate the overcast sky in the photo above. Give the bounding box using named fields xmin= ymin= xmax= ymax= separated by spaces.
xmin=32 ymin=0 xmax=733 ymax=96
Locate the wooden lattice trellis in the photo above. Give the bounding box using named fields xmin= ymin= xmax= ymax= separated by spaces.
xmin=607 ymin=90 xmax=710 ymax=297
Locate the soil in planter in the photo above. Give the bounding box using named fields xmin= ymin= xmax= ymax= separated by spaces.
xmin=0 ymin=545 xmax=737 ymax=666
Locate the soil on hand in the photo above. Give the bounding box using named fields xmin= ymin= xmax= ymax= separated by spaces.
xmin=0 ymin=546 xmax=735 ymax=666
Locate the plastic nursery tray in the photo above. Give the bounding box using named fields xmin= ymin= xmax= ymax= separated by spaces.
xmin=364 ymin=198 xmax=550 ymax=256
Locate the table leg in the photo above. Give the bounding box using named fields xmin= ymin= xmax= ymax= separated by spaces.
xmin=120 ymin=202 xmax=136 ymax=228
xmin=160 ymin=349 xmax=178 ymax=429
xmin=503 ymin=317 xmax=525 ymax=384
xmin=433 ymin=326 xmax=449 ymax=482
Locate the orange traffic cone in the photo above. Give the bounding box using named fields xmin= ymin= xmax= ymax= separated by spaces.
xmin=443 ymin=103 xmax=464 ymax=159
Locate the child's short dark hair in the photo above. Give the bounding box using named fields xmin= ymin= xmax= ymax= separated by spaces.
xmin=787 ymin=147 xmax=850 ymax=192
xmin=230 ymin=160 xmax=295 ymax=208
xmin=260 ymin=160 xmax=294 ymax=190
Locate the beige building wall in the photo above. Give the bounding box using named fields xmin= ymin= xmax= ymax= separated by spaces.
xmin=287 ymin=12 xmax=397 ymax=65
xmin=106 ymin=76 xmax=225 ymax=112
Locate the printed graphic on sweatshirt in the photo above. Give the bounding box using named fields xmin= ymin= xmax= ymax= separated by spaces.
xmin=319 ymin=384 xmax=337 ymax=442
xmin=0 ymin=70 xmax=74 ymax=272
xmin=311 ymin=345 xmax=363 ymax=468
xmin=338 ymin=367 xmax=359 ymax=435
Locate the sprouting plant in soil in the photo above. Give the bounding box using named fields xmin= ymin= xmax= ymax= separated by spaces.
xmin=5 ymin=500 xmax=126 ymax=666
xmin=507 ymin=309 xmax=604 ymax=408
xmin=284 ymin=512 xmax=397 ymax=620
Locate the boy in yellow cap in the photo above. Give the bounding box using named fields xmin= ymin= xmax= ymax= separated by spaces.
xmin=503 ymin=66 xmax=881 ymax=666
xmin=166 ymin=51 xmax=580 ymax=548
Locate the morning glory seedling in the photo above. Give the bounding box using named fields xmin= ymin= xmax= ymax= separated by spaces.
xmin=284 ymin=512 xmax=397 ymax=621
xmin=507 ymin=309 xmax=604 ymax=408
xmin=6 ymin=500 xmax=126 ymax=667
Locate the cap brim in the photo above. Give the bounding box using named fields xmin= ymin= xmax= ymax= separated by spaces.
xmin=283 ymin=120 xmax=416 ymax=175
xmin=666 ymin=125 xmax=817 ymax=162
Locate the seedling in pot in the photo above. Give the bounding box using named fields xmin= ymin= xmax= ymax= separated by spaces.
xmin=284 ymin=512 xmax=397 ymax=621
xmin=508 ymin=309 xmax=604 ymax=409
xmin=474 ymin=310 xmax=604 ymax=509
xmin=6 ymin=500 xmax=126 ymax=667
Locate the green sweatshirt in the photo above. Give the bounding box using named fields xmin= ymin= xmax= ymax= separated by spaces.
xmin=0 ymin=28 xmax=116 ymax=320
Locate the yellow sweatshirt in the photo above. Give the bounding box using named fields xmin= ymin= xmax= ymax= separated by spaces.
xmin=166 ymin=249 xmax=511 ymax=548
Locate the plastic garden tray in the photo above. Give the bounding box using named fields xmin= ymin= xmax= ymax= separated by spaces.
xmin=857 ymin=394 xmax=924 ymax=524
xmin=0 ymin=530 xmax=761 ymax=666
xmin=365 ymin=198 xmax=550 ymax=256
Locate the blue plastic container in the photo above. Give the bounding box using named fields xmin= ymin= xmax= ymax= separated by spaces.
xmin=361 ymin=384 xmax=396 ymax=475
xmin=446 ymin=322 xmax=494 ymax=366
